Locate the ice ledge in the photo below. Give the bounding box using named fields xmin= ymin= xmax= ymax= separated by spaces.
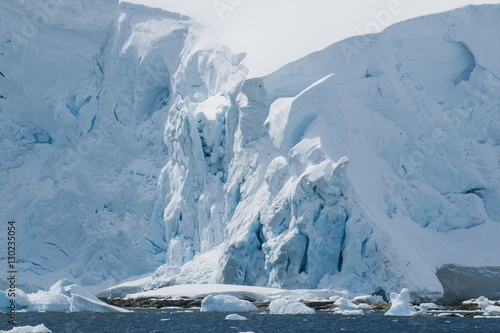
xmin=436 ymin=264 xmax=500 ymax=305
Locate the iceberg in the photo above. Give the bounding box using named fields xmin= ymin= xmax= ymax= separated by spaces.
xmin=335 ymin=297 xmax=373 ymax=315
xmin=268 ymin=299 xmax=315 ymax=315
xmin=200 ymin=294 xmax=258 ymax=312
xmin=0 ymin=289 xmax=30 ymax=311
xmin=0 ymin=325 xmax=51 ymax=333
xmin=385 ymin=289 xmax=417 ymax=316
xmin=333 ymin=297 xmax=370 ymax=315
xmin=479 ymin=298 xmax=500 ymax=316
xmin=417 ymin=303 xmax=441 ymax=311
xmin=27 ymin=279 xmax=129 ymax=312
xmin=225 ymin=313 xmax=248 ymax=320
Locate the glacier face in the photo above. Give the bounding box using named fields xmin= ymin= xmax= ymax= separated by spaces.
xmin=0 ymin=0 xmax=194 ymax=291
xmin=1 ymin=1 xmax=499 ymax=301
xmin=152 ymin=4 xmax=500 ymax=301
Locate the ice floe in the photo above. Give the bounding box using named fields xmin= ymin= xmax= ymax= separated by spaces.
xmin=201 ymin=294 xmax=258 ymax=312
xmin=268 ymin=299 xmax=315 ymax=315
xmin=27 ymin=280 xmax=129 ymax=312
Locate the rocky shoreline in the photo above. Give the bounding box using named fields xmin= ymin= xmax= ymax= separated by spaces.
xmin=99 ymin=296 xmax=500 ymax=313
xmin=99 ymin=297 xmax=402 ymax=311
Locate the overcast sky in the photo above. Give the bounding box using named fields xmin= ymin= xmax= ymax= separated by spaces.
xmin=121 ymin=0 xmax=500 ymax=76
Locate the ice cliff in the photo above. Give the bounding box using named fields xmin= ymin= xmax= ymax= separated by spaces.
xmin=1 ymin=1 xmax=499 ymax=301
xmin=0 ymin=0 xmax=190 ymax=290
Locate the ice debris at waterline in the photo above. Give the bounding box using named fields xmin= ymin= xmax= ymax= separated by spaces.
xmin=478 ymin=297 xmax=500 ymax=316
xmin=27 ymin=279 xmax=129 ymax=312
xmin=333 ymin=298 xmax=372 ymax=315
xmin=117 ymin=283 xmax=352 ymax=303
xmin=268 ymin=299 xmax=315 ymax=315
xmin=225 ymin=313 xmax=248 ymax=321
xmin=385 ymin=289 xmax=417 ymax=316
xmin=0 ymin=325 xmax=52 ymax=333
xmin=201 ymin=294 xmax=258 ymax=312
xmin=416 ymin=303 xmax=441 ymax=311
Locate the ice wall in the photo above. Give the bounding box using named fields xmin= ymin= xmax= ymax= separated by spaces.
xmin=0 ymin=0 xmax=192 ymax=291
xmin=151 ymin=4 xmax=500 ymax=301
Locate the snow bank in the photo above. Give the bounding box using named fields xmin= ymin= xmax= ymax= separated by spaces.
xmin=28 ymin=280 xmax=129 ymax=312
xmin=201 ymin=295 xmax=258 ymax=312
xmin=385 ymin=289 xmax=417 ymax=316
xmin=0 ymin=325 xmax=51 ymax=333
xmin=268 ymin=299 xmax=315 ymax=315
xmin=225 ymin=313 xmax=248 ymax=320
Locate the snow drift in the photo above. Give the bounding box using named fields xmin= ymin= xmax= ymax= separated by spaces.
xmin=1 ymin=0 xmax=499 ymax=302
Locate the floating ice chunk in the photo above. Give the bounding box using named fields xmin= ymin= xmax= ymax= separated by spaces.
xmin=14 ymin=290 xmax=30 ymax=310
xmin=225 ymin=313 xmax=248 ymax=320
xmin=27 ymin=279 xmax=129 ymax=312
xmin=70 ymin=294 xmax=129 ymax=312
xmin=0 ymin=324 xmax=51 ymax=333
xmin=479 ymin=299 xmax=500 ymax=316
xmin=357 ymin=303 xmax=374 ymax=312
xmin=385 ymin=289 xmax=417 ymax=316
xmin=201 ymin=295 xmax=258 ymax=312
xmin=268 ymin=299 xmax=315 ymax=315
xmin=438 ymin=312 xmax=463 ymax=317
xmin=333 ymin=298 xmax=368 ymax=315
xmin=417 ymin=303 xmax=441 ymax=311
xmin=0 ymin=289 xmax=31 ymax=311
xmin=336 ymin=309 xmax=366 ymax=315
xmin=334 ymin=298 xmax=359 ymax=310
xmin=27 ymin=289 xmax=71 ymax=312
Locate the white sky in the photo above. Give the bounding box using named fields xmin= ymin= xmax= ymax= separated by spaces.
xmin=122 ymin=0 xmax=500 ymax=76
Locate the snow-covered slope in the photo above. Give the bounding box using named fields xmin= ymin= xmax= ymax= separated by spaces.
xmin=1 ymin=1 xmax=499 ymax=302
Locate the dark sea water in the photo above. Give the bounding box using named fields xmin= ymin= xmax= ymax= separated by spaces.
xmin=1 ymin=309 xmax=500 ymax=333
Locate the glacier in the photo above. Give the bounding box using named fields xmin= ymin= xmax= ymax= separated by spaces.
xmin=1 ymin=0 xmax=499 ymax=302
xmin=0 ymin=0 xmax=190 ymax=291
xmin=149 ymin=4 xmax=500 ymax=302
